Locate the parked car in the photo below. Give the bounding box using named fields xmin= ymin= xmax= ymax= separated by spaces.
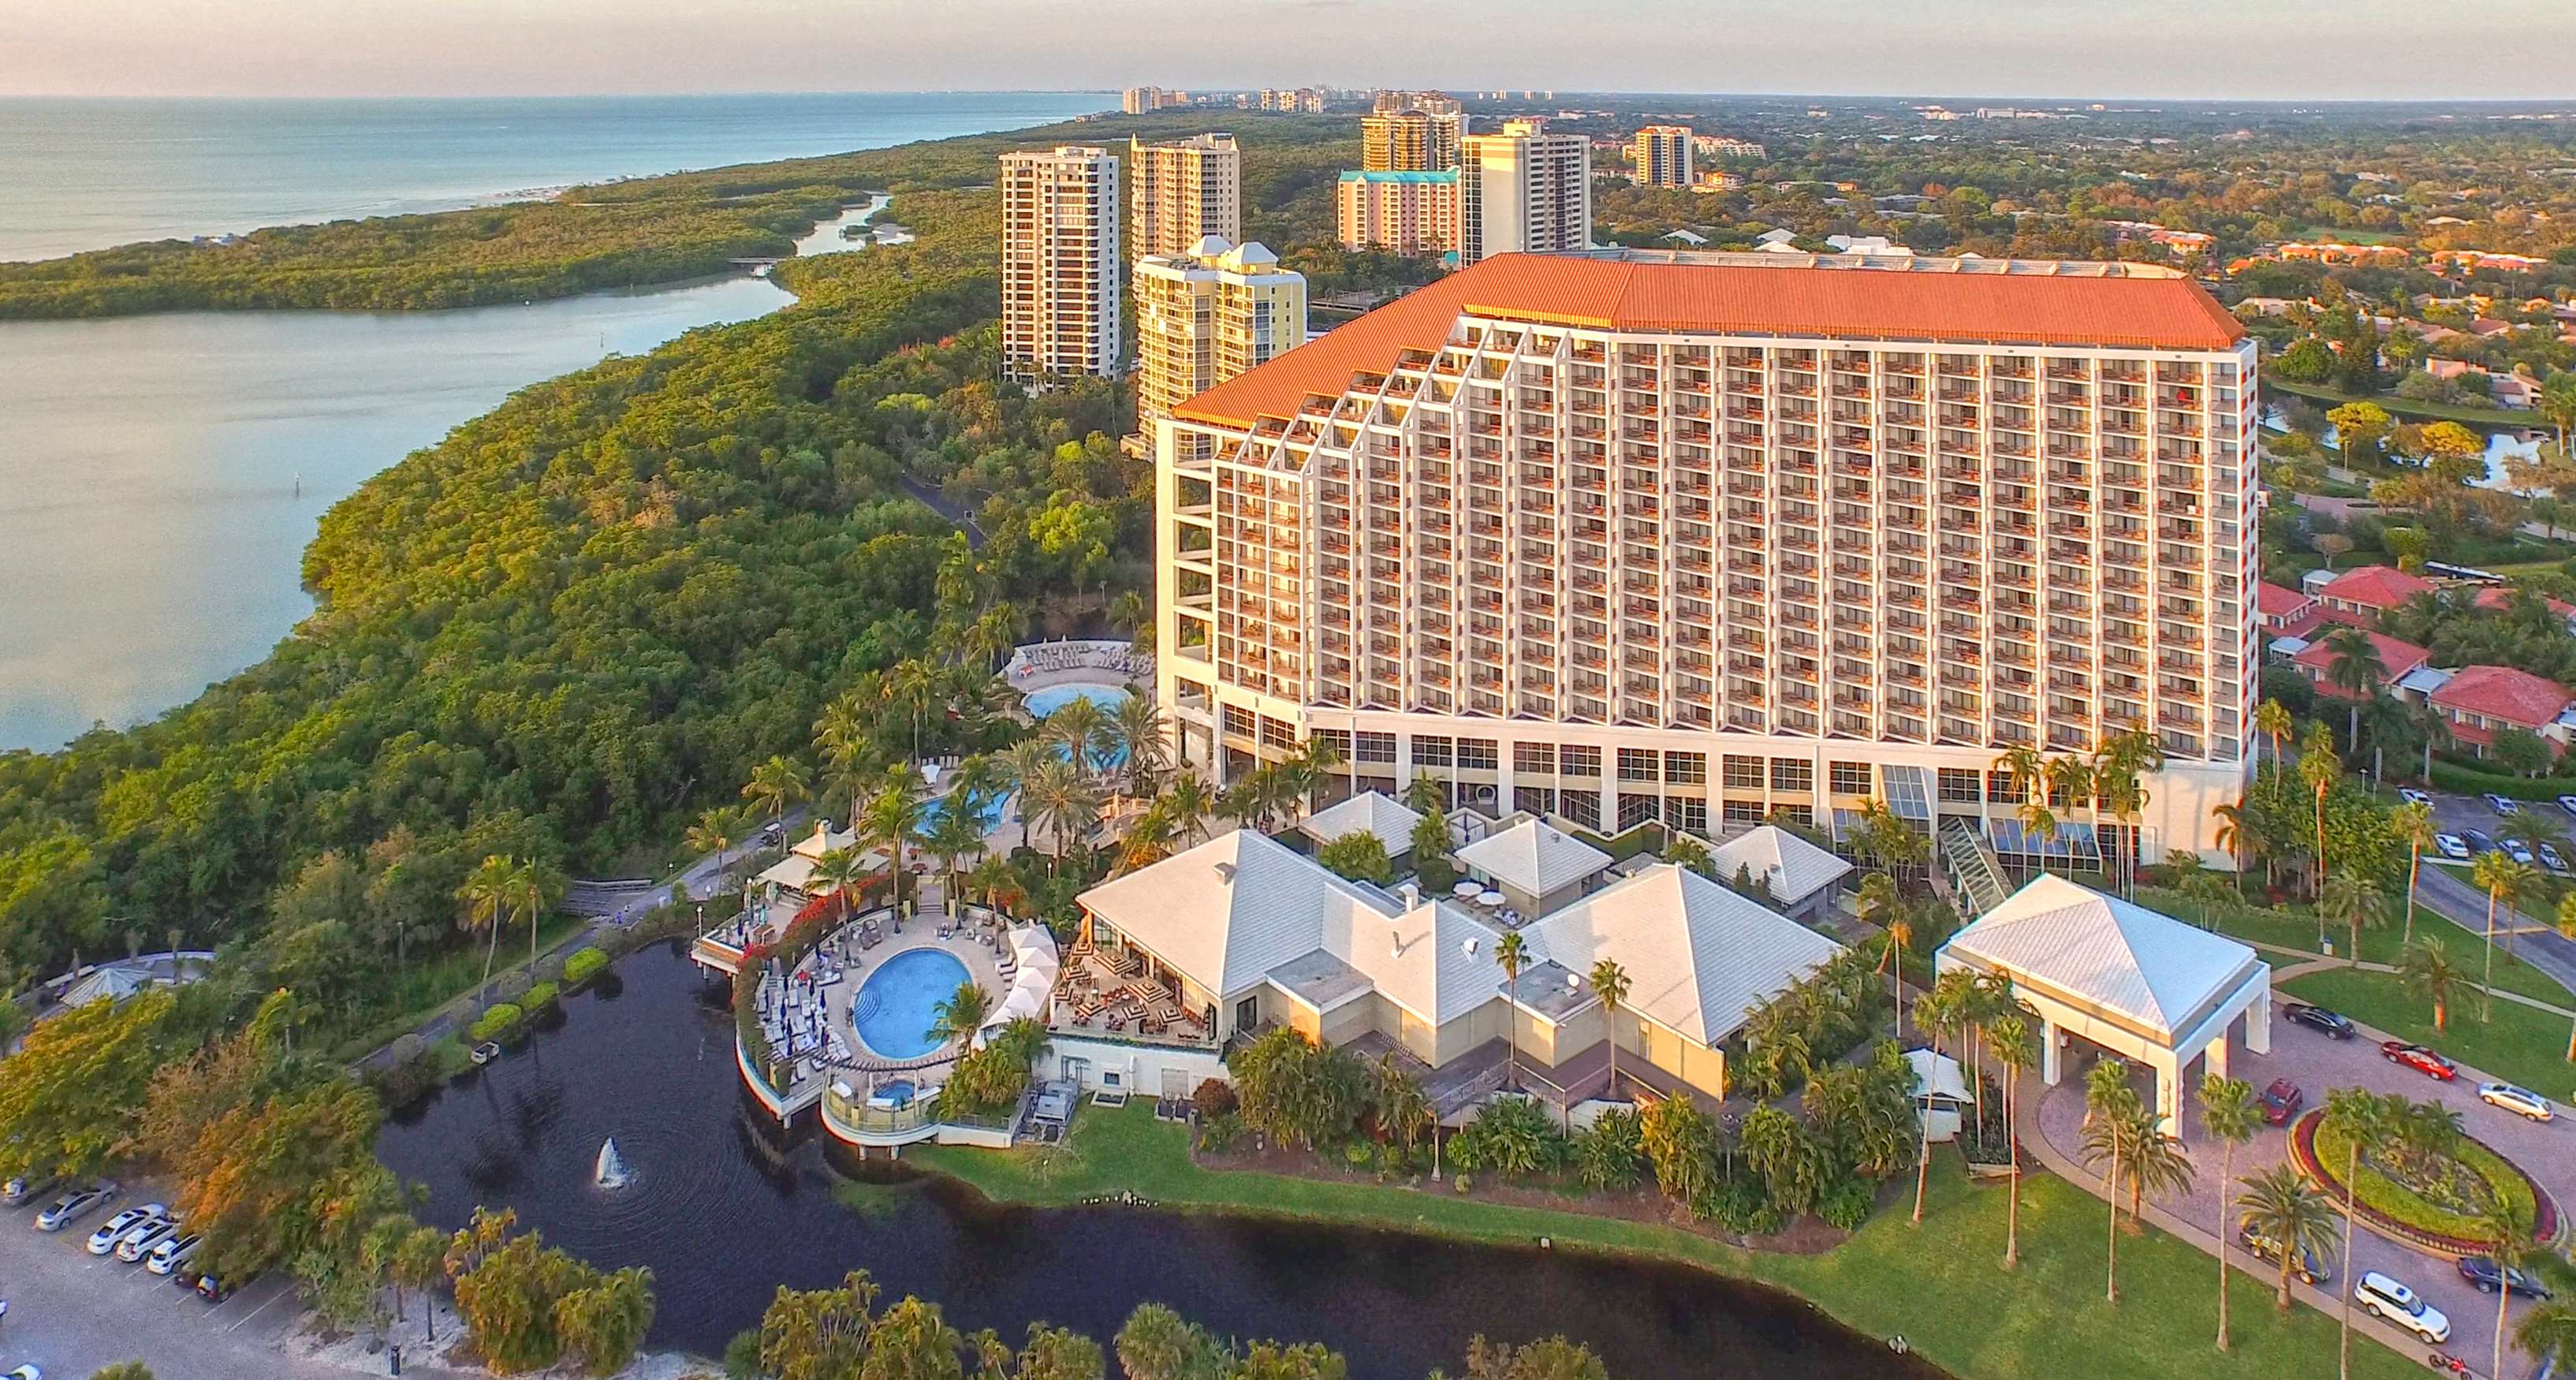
xmin=2381 ymin=1041 xmax=2458 ymax=1081
xmin=2433 ymin=833 xmax=2472 ymax=861
xmin=2400 ymin=788 xmax=2432 ymax=808
xmin=2239 ymin=1222 xmax=2332 ymax=1285
xmin=32 ymin=1181 xmax=115 ymax=1233
xmin=2358 ymin=1271 xmax=2452 ymax=1343
xmin=114 ymin=1214 xmax=181 ymax=1263
xmin=144 ymin=1232 xmax=203 ymax=1277
xmin=2501 ymin=838 xmax=2537 ymax=865
xmin=196 ymin=1271 xmax=254 ymax=1304
xmin=2286 ymin=1002 xmax=2357 ymax=1039
xmin=2477 ymin=1082 xmax=2554 ymax=1121
xmin=1 ymin=1176 xmax=57 ymax=1208
xmin=85 ymin=1203 xmax=166 ymax=1256
xmin=2258 ymin=1077 xmax=2307 ymax=1125
xmin=2556 ymin=792 xmax=2576 ymax=819
xmin=2459 ymin=1255 xmax=2555 ymax=1299
xmin=2464 ymin=829 xmax=2499 ymax=856
xmin=2485 ymin=793 xmax=2522 ymax=816
xmin=5 ymin=1366 xmax=43 ymax=1380
xmin=2542 ymin=842 xmax=2570 ymax=874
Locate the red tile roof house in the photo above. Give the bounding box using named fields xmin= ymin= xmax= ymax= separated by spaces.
xmin=2301 ymin=564 xmax=2436 ymax=628
xmin=2257 ymin=580 xmax=2325 ymax=639
xmin=2429 ymin=665 xmax=2576 ymax=758
xmin=2291 ymin=630 xmax=2431 ymax=699
xmin=2471 ymin=585 xmax=2576 ymax=631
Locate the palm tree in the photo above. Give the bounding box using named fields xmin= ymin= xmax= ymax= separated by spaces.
xmin=967 ymin=854 xmax=1023 ymax=916
xmin=1113 ymin=694 xmax=1172 ymax=800
xmin=2090 ymin=730 xmax=2160 ymax=895
xmin=2045 ymin=754 xmax=2097 ymax=871
xmin=2519 ymin=1251 xmax=2576 ymax=1377
xmin=2391 ymin=800 xmax=2435 ymax=947
xmin=2015 ymin=796 xmax=2059 ymax=878
xmin=2255 ymin=698 xmax=2294 ymax=784
xmin=741 ymin=755 xmax=810 ymax=823
xmin=2298 ymin=722 xmax=2341 ymax=901
xmin=2235 ymin=1163 xmax=2338 ymax=1315
xmin=860 ymin=778 xmax=927 ymax=918
xmin=2559 ymin=895 xmax=2576 ymax=1061
xmin=1045 ymin=696 xmax=1113 ymax=778
xmin=1989 ymin=1011 xmax=2034 ymax=1270
xmin=2122 ymin=1103 xmax=2195 ymax=1226
xmin=2080 ymin=1060 xmax=2142 ymax=1303
xmin=1494 ymin=931 xmax=1527 ymax=1091
xmin=1162 ymin=772 xmax=1213 ymax=848
xmin=809 ymin=847 xmax=870 ymax=923
xmin=2317 ymin=626 xmax=2389 ymax=751
xmin=1589 ymin=958 xmax=1631 ymax=1099
xmin=926 ymin=979 xmax=990 ymax=1046
xmin=2471 ymin=850 xmax=2537 ymax=1016
xmin=1023 ymin=756 xmax=1100 ymax=871
xmin=1116 ymin=800 xmax=1178 ymax=874
xmin=2318 ymin=872 xmax=2384 ymax=968
xmin=2324 ymin=1087 xmax=2391 ymax=1380
xmin=2212 ymin=798 xmax=2256 ymax=897
xmin=2200 ymin=1075 xmax=2260 ymax=1352
xmin=458 ymin=855 xmax=514 ymax=993
xmin=684 ymin=804 xmax=747 ymax=864
xmin=2479 ymin=1198 xmax=2541 ymax=1380
xmin=1993 ymin=744 xmax=2047 ymax=815
xmin=1857 ymin=872 xmax=1910 ymax=1028
xmin=919 ymin=806 xmax=986 ymax=912
xmin=509 ymin=856 xmax=564 ymax=971
xmin=1913 ymin=973 xmax=1971 ymax=1226
xmin=2399 ymin=938 xmax=2463 ymax=1033
xmin=814 ymin=688 xmax=876 ymax=779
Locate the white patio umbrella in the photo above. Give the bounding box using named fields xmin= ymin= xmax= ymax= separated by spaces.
xmin=1018 ymin=944 xmax=1061 ymax=987
xmin=1010 ymin=926 xmax=1056 ymax=960
xmin=995 ymin=985 xmax=1045 ymax=1023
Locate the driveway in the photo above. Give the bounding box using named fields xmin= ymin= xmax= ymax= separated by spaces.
xmin=0 ymin=1192 xmax=462 ymax=1379
xmin=2032 ymin=1001 xmax=2570 ymax=1378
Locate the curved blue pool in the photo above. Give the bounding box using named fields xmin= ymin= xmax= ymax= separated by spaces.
xmin=1023 ymin=681 xmax=1131 ymax=717
xmin=850 ymin=947 xmax=972 ymax=1060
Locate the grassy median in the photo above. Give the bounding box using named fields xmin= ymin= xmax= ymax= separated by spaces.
xmin=2284 ymin=965 xmax=2576 ymax=1100
xmin=908 ymin=1101 xmax=2417 ymax=1380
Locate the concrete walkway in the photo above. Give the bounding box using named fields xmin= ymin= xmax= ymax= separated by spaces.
xmin=2019 ymin=1000 xmax=2572 ymax=1379
xmin=2231 ymin=935 xmax=2576 ymax=1022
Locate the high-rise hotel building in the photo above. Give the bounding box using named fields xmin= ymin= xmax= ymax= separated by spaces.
xmin=1001 ymin=146 xmax=1120 ymax=382
xmin=1631 ymin=125 xmax=1694 ymax=188
xmin=1131 ymin=133 xmax=1241 ymax=259
xmin=1134 ymin=237 xmax=1307 ymax=438
xmin=1155 ymin=249 xmax=2258 ymax=864
xmin=1457 ymin=118 xmax=1590 ymax=264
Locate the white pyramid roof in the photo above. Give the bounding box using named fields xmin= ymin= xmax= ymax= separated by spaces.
xmin=1705 ymin=825 xmax=1852 ymax=906
xmin=1456 ymin=819 xmax=1611 ymax=897
xmin=1939 ymin=875 xmax=2261 ymax=1042
xmin=1524 ymin=864 xmax=1843 ymax=1045
xmin=1298 ymin=790 xmax=1423 ymax=858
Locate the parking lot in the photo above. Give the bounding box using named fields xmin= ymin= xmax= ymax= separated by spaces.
xmin=0 ymin=1183 xmax=441 ymax=1380
xmin=2403 ymin=785 xmax=2576 ymax=995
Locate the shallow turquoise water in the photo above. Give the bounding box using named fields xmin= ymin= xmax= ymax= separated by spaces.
xmin=851 ymin=946 xmax=971 ymax=1059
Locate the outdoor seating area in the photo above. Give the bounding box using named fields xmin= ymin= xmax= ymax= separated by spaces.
xmin=754 ymin=947 xmax=856 ymax=1078
xmin=1005 ymin=638 xmax=1154 ymax=687
xmin=1051 ymin=934 xmax=1208 ymax=1041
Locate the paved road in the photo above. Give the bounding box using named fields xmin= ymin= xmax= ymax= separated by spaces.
xmin=2035 ymin=1001 xmax=2572 ymax=1379
xmin=2414 ymin=856 xmax=2576 ymax=1000
xmin=0 ymin=1188 xmax=456 ymax=1379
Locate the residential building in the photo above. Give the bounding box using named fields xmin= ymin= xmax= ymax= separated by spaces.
xmin=1001 ymin=146 xmax=1121 ymax=382
xmin=1131 ymin=133 xmax=1242 ymax=260
xmin=2301 ymin=563 xmax=2436 ymax=625
xmin=1336 ymin=170 xmax=1460 ymax=257
xmin=1156 ymin=248 xmax=2260 ymax=865
xmin=2255 ymin=580 xmax=2324 ymax=638
xmin=1694 ymin=135 xmax=1766 ymax=159
xmin=1365 ymin=92 xmax=1467 ymax=170
xmin=2290 ymin=629 xmax=2429 ymax=698
xmin=1456 ymin=118 xmax=1591 ymax=264
xmin=2429 ymin=664 xmax=2576 ymax=757
xmin=2425 ymin=359 xmax=2541 ymax=409
xmin=1133 ymin=236 xmax=1307 ymax=442
xmin=1123 ymin=87 xmax=1168 ymax=114
xmin=1068 ymin=819 xmax=1844 ymax=1108
xmin=1631 ymin=125 xmax=1694 ymax=188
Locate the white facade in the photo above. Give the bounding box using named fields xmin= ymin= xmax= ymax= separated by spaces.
xmin=1134 ymin=237 xmax=1306 ymax=437
xmin=1458 ymin=118 xmax=1591 ymax=264
xmin=1001 ymin=145 xmax=1121 ymax=382
xmin=1158 ymin=249 xmax=2259 ymax=864
xmin=1131 ymin=133 xmax=1241 ymax=260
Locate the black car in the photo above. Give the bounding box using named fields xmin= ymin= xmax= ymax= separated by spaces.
xmin=2285 ymin=1002 xmax=2356 ymax=1039
xmin=2464 ymin=829 xmax=2498 ymax=857
xmin=2459 ymin=1256 xmax=2553 ymax=1300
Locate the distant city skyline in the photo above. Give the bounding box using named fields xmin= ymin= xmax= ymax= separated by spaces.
xmin=3 ymin=0 xmax=2570 ymax=101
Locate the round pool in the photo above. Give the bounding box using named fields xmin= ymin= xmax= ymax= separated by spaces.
xmin=1023 ymin=681 xmax=1131 ymax=718
xmin=849 ymin=947 xmax=972 ymax=1060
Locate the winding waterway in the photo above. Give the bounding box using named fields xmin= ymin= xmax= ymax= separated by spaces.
xmin=375 ymin=941 xmax=1948 ymax=1379
xmin=0 ymin=203 xmax=900 ymax=752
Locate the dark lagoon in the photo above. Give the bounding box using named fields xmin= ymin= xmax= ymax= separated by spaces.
xmin=376 ymin=941 xmax=1948 ymax=1379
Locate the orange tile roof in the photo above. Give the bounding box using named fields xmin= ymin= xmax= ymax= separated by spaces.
xmin=2317 ymin=564 xmax=2436 ymax=610
xmin=2291 ymin=630 xmax=2429 ymax=694
xmin=2432 ymin=664 xmax=2575 ymax=729
xmin=1177 ymin=252 xmax=2246 ymax=430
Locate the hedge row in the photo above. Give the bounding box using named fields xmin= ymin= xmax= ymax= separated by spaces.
xmin=469 ymin=1003 xmax=526 ymax=1043
xmin=2428 ymin=759 xmax=2576 ymax=802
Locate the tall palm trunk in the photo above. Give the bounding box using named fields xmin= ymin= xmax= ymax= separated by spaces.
xmin=2215 ymin=1138 xmax=2235 ymax=1352
xmin=2339 ymin=1139 xmax=2361 ymax=1380
xmin=2003 ymin=1072 xmax=2021 ymax=1269
xmin=2403 ymin=845 xmax=2420 ymax=947
xmin=2105 ymin=1135 xmax=2123 ymax=1303
xmin=481 ymin=917 xmax=501 ymax=994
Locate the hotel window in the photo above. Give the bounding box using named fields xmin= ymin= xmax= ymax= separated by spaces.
xmin=1722 ymin=799 xmax=1765 ymax=824
xmin=1515 ymin=785 xmax=1557 ymax=816
xmin=1769 ymin=758 xmax=1813 ymax=793
xmin=1261 ymin=718 xmax=1296 ymax=751
xmin=1514 ymin=742 xmax=1558 ymax=774
xmin=1617 ymin=794 xmax=1659 ymax=832
xmin=1223 ymin=704 xmax=1256 ymax=740
xmin=1414 ymin=735 xmax=1454 ymax=767
xmin=1829 ymin=760 xmax=1873 ymax=796
xmin=1670 ymin=797 xmax=1709 ymax=833
xmin=1773 ymin=803 xmax=1814 ymax=827
xmin=1988 ymin=770 xmax=2019 ymax=803
xmin=1355 ymin=731 xmax=1396 ymax=764
xmin=1937 ymin=768 xmax=1981 ymax=803
xmin=1618 ymin=748 xmax=1659 ymax=782
xmin=1312 ymin=729 xmax=1351 ymax=763
xmin=1722 ymin=755 xmax=1764 ymax=789
xmin=1560 ymin=744 xmax=1603 ymax=778
xmin=1560 ymin=792 xmax=1602 ymax=830
xmin=1665 ymin=751 xmax=1707 ymax=785
xmin=1458 ymin=737 xmax=1500 ymax=771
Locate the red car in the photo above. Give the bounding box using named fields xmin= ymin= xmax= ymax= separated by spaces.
xmin=2258 ymin=1077 xmax=2306 ymax=1125
xmin=2380 ymin=1041 xmax=2458 ymax=1081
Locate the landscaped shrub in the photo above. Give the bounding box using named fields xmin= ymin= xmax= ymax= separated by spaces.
xmin=2429 ymin=758 xmax=2576 ymax=800
xmin=469 ymin=1002 xmax=525 ymax=1043
xmin=564 ymin=946 xmax=610 ymax=987
xmin=1574 ymin=1106 xmax=1645 ymax=1192
xmin=1818 ymin=1178 xmax=1877 ymax=1232
xmin=1700 ymin=1174 xmax=1782 ymax=1235
xmin=1190 ymin=1077 xmax=1238 ymax=1120
xmin=1194 ymin=1113 xmax=1243 ymax=1152
xmin=1343 ymin=1141 xmax=1373 ymax=1169
xmin=1446 ymin=1096 xmax=1568 ymax=1181
xmin=522 ymin=980 xmax=561 ymax=1011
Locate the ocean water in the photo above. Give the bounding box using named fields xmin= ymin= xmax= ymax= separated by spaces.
xmin=0 ymin=91 xmax=1107 ymax=261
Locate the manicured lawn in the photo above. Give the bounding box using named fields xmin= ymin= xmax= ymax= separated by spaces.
xmin=2174 ymin=885 xmax=2572 ymax=1008
xmin=910 ymin=1102 xmax=2417 ymax=1380
xmin=2263 ymin=378 xmax=2537 ymax=430
xmin=2283 ymin=966 xmax=2576 ymax=1098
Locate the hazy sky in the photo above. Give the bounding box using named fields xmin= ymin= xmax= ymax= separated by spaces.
xmin=3 ymin=0 xmax=2570 ymax=100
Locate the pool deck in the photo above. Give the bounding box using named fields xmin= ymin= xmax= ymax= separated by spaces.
xmin=748 ymin=897 xmax=1014 ymax=1111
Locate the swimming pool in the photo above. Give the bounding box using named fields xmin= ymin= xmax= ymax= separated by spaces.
xmin=1023 ymin=681 xmax=1131 ymax=718
xmin=916 ymin=789 xmax=1008 ymax=834
xmin=850 ymin=947 xmax=972 ymax=1060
